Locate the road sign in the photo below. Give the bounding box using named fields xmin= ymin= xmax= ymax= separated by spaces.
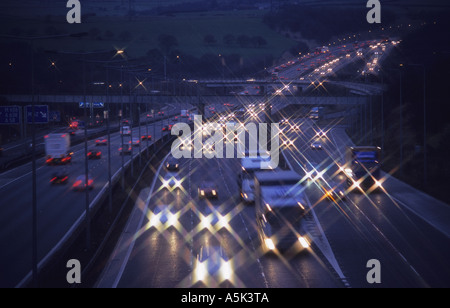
xmin=0 ymin=106 xmax=21 ymax=125
xmin=79 ymin=102 xmax=105 ymax=109
xmin=26 ymin=105 xmax=49 ymax=124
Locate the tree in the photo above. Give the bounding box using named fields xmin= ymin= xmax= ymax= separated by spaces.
xmin=158 ymin=34 xmax=178 ymax=55
xmin=251 ymin=36 xmax=267 ymax=48
xmin=237 ymin=35 xmax=251 ymax=48
xmin=204 ymin=34 xmax=217 ymax=45
xmin=223 ymin=34 xmax=235 ymax=46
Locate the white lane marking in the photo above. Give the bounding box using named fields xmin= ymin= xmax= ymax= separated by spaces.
xmin=282 ymin=149 xmax=350 ymax=287
xmin=215 ymin=157 xmax=269 ymax=288
xmin=328 ymin=127 xmax=424 ymax=283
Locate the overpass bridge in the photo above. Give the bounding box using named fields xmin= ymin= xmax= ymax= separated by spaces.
xmin=197 ymin=79 xmax=386 ymax=96
xmin=3 ymin=94 xmax=369 ymax=106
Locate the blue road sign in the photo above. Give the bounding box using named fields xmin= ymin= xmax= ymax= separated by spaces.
xmin=26 ymin=105 xmax=49 ymax=124
xmin=79 ymin=102 xmax=105 ymax=108
xmin=0 ymin=106 xmax=21 ymax=125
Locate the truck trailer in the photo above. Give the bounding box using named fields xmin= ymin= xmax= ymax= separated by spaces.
xmin=45 ymin=133 xmax=72 ymax=165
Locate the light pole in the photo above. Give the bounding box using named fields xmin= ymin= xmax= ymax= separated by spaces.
xmin=386 ymin=66 xmax=403 ymax=177
xmin=408 ymin=63 xmax=427 ymax=188
xmin=0 ymin=32 xmax=88 ymax=286
xmin=45 ymin=48 xmax=118 ymax=252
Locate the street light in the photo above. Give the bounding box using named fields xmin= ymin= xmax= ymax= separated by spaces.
xmin=0 ymin=31 xmax=88 ymax=287
xmin=384 ymin=66 xmax=403 ymax=178
xmin=44 ymin=48 xmax=118 ymax=253
xmin=407 ymin=63 xmax=427 ymax=188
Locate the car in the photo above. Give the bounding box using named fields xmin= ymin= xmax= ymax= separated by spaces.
xmin=158 ymin=111 xmax=165 ymax=116
xmin=290 ymin=123 xmax=301 ymax=131
xmin=87 ymin=149 xmax=102 ymax=159
xmin=119 ymin=146 xmax=132 ymax=155
xmin=279 ymin=118 xmax=289 ymax=126
xmin=304 ymin=162 xmax=325 ymax=181
xmin=325 ymin=182 xmax=347 ymax=201
xmin=141 ymin=135 xmax=152 ymax=141
xmin=166 ymin=157 xmax=180 ymax=171
xmin=180 ymin=140 xmax=193 ymax=151
xmin=316 ymin=131 xmax=326 ymax=139
xmin=240 ymin=178 xmax=255 ymax=204
xmin=162 ymin=124 xmax=173 ymax=132
xmin=148 ymin=204 xmax=178 ymax=228
xmin=162 ymin=173 xmax=182 ymax=191
xmin=95 ymin=138 xmax=107 ymax=146
xmin=310 ymin=140 xmax=323 ymax=150
xmin=198 ymin=181 xmax=219 ymax=199
xmin=130 ymin=137 xmax=140 ymax=147
xmin=50 ymin=172 xmax=69 ymax=185
xmin=73 ymin=174 xmax=94 ymax=191
xmin=194 ymin=245 xmax=231 ymax=284
xmin=282 ymin=139 xmax=295 ymax=148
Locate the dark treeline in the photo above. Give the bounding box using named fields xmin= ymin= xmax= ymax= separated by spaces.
xmin=263 ymin=4 xmax=397 ymax=44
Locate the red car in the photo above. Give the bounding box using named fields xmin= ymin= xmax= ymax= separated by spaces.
xmin=95 ymin=139 xmax=107 ymax=146
xmin=87 ymin=150 xmax=102 ymax=159
xmin=162 ymin=125 xmax=173 ymax=132
xmin=50 ymin=172 xmax=69 ymax=185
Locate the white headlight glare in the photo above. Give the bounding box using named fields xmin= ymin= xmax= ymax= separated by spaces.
xmin=299 ymin=237 xmax=309 ymax=248
xmin=221 ymin=261 xmax=232 ymax=281
xmin=196 ymin=261 xmax=206 ymax=281
xmin=174 ymin=179 xmax=181 ymax=187
xmin=265 ymin=238 xmax=275 ymax=250
xmin=168 ymin=213 xmax=176 ymax=226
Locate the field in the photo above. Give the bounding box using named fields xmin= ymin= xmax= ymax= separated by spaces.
xmin=0 ymin=4 xmax=297 ymax=60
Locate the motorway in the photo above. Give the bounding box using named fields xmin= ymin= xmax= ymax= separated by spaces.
xmin=1 ymin=38 xmax=449 ymax=288
xmin=97 ymin=104 xmax=450 ymax=288
xmin=0 ymin=103 xmax=192 ymax=287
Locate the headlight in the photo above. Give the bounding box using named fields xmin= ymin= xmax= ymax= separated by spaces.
xmin=167 ymin=213 xmax=176 ymax=226
xmin=221 ymin=262 xmax=232 ymax=281
xmin=212 ymin=190 xmax=217 ymax=195
xmin=265 ymin=238 xmax=275 ymax=250
xmin=196 ymin=262 xmax=207 ymax=281
xmin=344 ymin=168 xmax=353 ymax=177
xmin=299 ymin=237 xmax=309 ymax=248
xmin=201 ymin=190 xmax=205 ymax=196
xmin=149 ymin=214 xmax=159 ymax=227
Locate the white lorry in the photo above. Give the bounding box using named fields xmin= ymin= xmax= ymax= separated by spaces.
xmin=45 ymin=133 xmax=72 ymax=165
xmin=121 ymin=125 xmax=131 ymax=136
xmin=254 ymin=170 xmax=309 ymax=252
